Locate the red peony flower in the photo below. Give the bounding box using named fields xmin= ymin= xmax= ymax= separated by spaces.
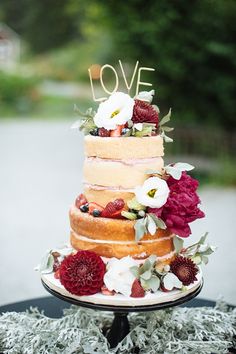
xmin=132 ymin=100 xmax=159 ymax=127
xmin=170 ymin=256 xmax=198 ymax=285
xmin=59 ymin=250 xmax=106 ymax=296
xmin=148 ymin=172 xmax=205 ymax=237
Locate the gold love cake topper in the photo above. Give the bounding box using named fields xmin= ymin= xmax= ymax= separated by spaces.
xmin=88 ymin=60 xmax=155 ymax=101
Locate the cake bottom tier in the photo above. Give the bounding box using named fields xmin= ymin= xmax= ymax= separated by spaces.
xmin=70 ymin=230 xmax=175 ymax=261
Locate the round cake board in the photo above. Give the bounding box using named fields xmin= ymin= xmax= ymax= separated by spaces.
xmin=41 ymin=271 xmax=203 ymax=348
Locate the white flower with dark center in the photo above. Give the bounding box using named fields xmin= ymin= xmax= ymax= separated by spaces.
xmin=94 ymin=92 xmax=135 ymax=130
xmin=135 ymin=177 xmax=170 ymax=208
xmin=104 ymin=256 xmax=137 ymax=296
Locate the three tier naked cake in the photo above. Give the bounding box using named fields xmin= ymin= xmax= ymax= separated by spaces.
xmin=39 ymin=62 xmax=215 ymax=306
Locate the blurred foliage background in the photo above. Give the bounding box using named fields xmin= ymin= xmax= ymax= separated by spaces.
xmin=0 ymin=0 xmax=235 ymax=184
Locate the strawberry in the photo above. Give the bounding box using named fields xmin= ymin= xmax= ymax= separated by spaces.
xmin=110 ymin=124 xmax=125 ymax=137
xmin=88 ymin=202 xmax=104 ymax=215
xmin=101 ymin=285 xmax=115 ymax=296
xmin=75 ymin=194 xmax=88 ymax=209
xmin=98 ymin=128 xmax=110 ymax=137
xmin=131 ymin=279 xmax=145 ymax=298
xmin=54 ymin=269 xmax=60 ymax=279
xmin=160 ymin=283 xmax=170 ymax=292
xmin=101 ymin=199 xmax=125 ymax=218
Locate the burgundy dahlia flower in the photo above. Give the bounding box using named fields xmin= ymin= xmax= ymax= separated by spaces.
xmin=59 ymin=250 xmax=105 ymax=296
xmin=132 ymin=100 xmax=159 ymax=127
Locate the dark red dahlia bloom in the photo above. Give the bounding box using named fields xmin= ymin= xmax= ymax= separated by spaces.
xmin=59 ymin=250 xmax=106 ymax=296
xmin=132 ymin=100 xmax=159 ymax=127
xmin=170 ymin=256 xmax=198 ymax=285
xmin=148 ymin=172 xmax=205 ymax=237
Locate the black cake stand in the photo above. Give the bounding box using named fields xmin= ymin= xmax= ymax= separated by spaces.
xmin=42 ymin=279 xmax=203 ymax=348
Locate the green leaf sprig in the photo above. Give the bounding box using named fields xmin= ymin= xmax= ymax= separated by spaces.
xmin=175 ymin=233 xmax=216 ymax=265
xmin=158 ymin=108 xmax=174 ymax=143
xmin=71 ymin=105 xmax=96 ymax=135
xmin=130 ymin=256 xmax=160 ymax=292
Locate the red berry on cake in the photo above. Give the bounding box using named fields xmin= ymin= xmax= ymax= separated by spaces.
xmin=59 ymin=250 xmax=106 ymax=296
xmin=131 ymin=279 xmax=145 ymax=298
xmin=101 ymin=285 xmax=115 ymax=296
xmin=101 ymin=199 xmax=125 ymax=218
xmin=75 ymin=194 xmax=88 ymax=209
xmin=98 ymin=128 xmax=110 ymax=137
xmin=110 ymin=124 xmax=125 ymax=137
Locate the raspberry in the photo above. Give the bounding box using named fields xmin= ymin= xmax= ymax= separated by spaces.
xmin=131 ymin=279 xmax=145 ymax=298
xmin=98 ymin=128 xmax=110 ymax=137
xmin=75 ymin=194 xmax=88 ymax=209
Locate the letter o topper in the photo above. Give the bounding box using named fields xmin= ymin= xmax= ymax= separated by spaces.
xmin=100 ymin=64 xmax=119 ymax=95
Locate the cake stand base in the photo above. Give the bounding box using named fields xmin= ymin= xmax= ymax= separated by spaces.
xmin=42 ymin=280 xmax=203 ymax=348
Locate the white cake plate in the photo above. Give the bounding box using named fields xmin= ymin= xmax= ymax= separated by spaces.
xmin=41 ymin=271 xmax=203 ymax=348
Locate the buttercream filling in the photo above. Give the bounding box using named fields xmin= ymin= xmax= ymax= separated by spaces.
xmin=86 ymin=156 xmax=163 ymax=166
xmin=72 ymin=231 xmax=175 ymax=244
xmin=83 ymin=183 xmax=134 ymax=192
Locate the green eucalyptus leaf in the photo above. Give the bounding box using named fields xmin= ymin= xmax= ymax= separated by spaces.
xmin=39 ymin=252 xmax=54 ymax=274
xmin=145 ymin=276 xmax=160 ymax=292
xmin=202 ymin=255 xmax=209 ymax=265
xmin=165 ymin=166 xmax=182 ymax=180
xmin=127 ymin=197 xmax=146 ymax=211
xmin=163 ymin=273 xmax=182 ymax=290
xmin=140 ymin=259 xmax=152 ymax=273
xmin=134 ymin=218 xmax=147 ymax=242
xmin=199 ymin=232 xmax=209 ymax=245
xmin=191 ymin=255 xmax=202 ymax=265
xmin=159 ymin=108 xmax=172 ymax=126
xmin=146 ymin=214 xmax=157 ymax=235
xmin=163 ymin=134 xmax=173 ymax=143
xmin=134 ymin=126 xmax=153 ymax=137
xmin=130 ymin=266 xmax=140 ymax=278
xmin=140 ymin=269 xmax=152 ymax=280
xmin=162 ymin=126 xmax=174 ymax=132
xmin=174 ymin=162 xmax=195 ymax=171
xmin=121 ymin=211 xmax=137 ymax=220
xmin=148 ymin=254 xmax=157 ymax=266
xmin=173 ymin=236 xmax=184 ymax=254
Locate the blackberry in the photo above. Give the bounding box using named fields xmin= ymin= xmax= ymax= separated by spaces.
xmin=80 ymin=203 xmax=89 ymax=212
xmin=90 ymin=128 xmax=99 ymax=136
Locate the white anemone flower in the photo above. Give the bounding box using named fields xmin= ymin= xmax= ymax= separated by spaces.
xmin=94 ymin=92 xmax=135 ymax=130
xmin=135 ymin=177 xmax=170 ymax=208
xmin=104 ymin=256 xmax=137 ymax=296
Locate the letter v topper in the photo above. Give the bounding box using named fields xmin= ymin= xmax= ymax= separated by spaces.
xmin=119 ymin=60 xmax=139 ymax=95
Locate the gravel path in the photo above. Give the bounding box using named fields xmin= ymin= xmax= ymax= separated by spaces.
xmin=0 ymin=120 xmax=236 ymax=306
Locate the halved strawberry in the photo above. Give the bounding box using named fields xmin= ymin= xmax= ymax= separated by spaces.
xmin=88 ymin=202 xmax=104 ymax=215
xmin=110 ymin=124 xmax=125 ymax=137
xmin=101 ymin=199 xmax=125 ymax=218
xmin=54 ymin=269 xmax=60 ymax=279
xmin=131 ymin=279 xmax=145 ymax=298
xmin=160 ymin=283 xmax=170 ymax=292
xmin=101 ymin=285 xmax=115 ymax=296
xmin=75 ymin=194 xmax=88 ymax=209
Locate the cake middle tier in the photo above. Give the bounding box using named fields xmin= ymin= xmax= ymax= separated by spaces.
xmin=83 ymin=156 xmax=164 ymax=188
xmin=69 ymin=206 xmax=175 ymax=261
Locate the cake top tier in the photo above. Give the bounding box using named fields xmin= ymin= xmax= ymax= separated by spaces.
xmin=72 ymin=90 xmax=173 ymax=143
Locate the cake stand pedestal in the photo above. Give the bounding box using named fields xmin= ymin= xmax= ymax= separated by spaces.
xmin=42 ymin=279 xmax=203 ymax=349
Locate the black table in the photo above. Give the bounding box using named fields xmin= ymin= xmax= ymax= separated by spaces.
xmin=0 ymin=295 xmax=216 ymax=318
